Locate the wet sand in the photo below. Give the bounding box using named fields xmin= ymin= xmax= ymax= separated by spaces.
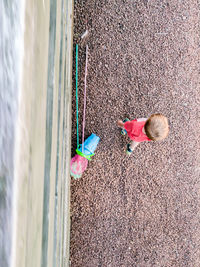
xmin=70 ymin=1 xmax=200 ymax=266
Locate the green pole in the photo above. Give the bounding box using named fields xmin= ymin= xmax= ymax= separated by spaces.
xmin=76 ymin=44 xmax=79 ymax=148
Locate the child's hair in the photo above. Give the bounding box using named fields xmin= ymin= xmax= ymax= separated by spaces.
xmin=144 ymin=114 xmax=169 ymax=141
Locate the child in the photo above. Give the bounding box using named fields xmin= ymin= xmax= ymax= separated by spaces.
xmin=117 ymin=113 xmax=169 ymax=155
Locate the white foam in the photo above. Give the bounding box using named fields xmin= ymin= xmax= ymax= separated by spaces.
xmin=10 ymin=1 xmax=25 ymax=267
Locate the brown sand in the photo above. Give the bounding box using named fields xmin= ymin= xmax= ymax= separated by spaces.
xmin=70 ymin=1 xmax=200 ymax=266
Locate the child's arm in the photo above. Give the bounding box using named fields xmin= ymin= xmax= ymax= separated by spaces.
xmin=117 ymin=120 xmax=124 ymax=128
xmin=137 ymin=118 xmax=147 ymax=122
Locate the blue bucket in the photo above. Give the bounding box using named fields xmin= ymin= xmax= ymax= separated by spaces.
xmin=77 ymin=133 xmax=100 ymax=157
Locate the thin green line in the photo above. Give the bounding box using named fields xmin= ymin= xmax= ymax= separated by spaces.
xmin=76 ymin=44 xmax=79 ymax=148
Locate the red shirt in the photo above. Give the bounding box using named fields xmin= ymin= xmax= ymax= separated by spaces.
xmin=124 ymin=119 xmax=151 ymax=142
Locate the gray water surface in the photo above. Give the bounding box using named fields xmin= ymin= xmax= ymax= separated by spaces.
xmin=0 ymin=1 xmax=72 ymax=266
xmin=0 ymin=1 xmax=24 ymax=266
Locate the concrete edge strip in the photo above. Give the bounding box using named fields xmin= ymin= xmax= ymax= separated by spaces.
xmin=41 ymin=0 xmax=57 ymax=266
xmin=61 ymin=0 xmax=74 ymax=266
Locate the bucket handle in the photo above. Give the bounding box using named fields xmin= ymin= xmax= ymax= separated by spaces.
xmin=76 ymin=147 xmax=94 ymax=161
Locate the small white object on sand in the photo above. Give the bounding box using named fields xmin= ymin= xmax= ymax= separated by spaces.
xmin=81 ymin=30 xmax=89 ymax=39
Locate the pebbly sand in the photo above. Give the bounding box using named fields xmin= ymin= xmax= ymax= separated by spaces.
xmin=70 ymin=1 xmax=200 ymax=266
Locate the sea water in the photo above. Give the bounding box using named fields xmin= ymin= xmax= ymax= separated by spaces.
xmin=0 ymin=1 xmax=24 ymax=266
